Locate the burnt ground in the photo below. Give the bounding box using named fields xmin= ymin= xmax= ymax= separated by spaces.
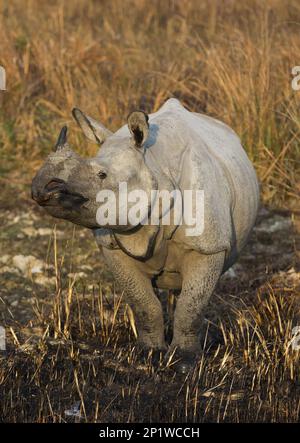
xmin=0 ymin=184 xmax=299 ymax=422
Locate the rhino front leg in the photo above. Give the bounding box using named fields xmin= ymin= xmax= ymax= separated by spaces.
xmin=170 ymin=250 xmax=225 ymax=372
xmin=103 ymin=248 xmax=166 ymax=351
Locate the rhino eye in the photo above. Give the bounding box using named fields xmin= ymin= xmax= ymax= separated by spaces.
xmin=98 ymin=171 xmax=107 ymax=179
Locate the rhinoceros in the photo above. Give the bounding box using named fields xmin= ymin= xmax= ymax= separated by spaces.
xmin=31 ymin=98 xmax=259 ymax=371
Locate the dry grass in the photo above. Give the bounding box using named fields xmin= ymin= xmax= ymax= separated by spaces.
xmin=0 ymin=0 xmax=300 ymax=423
xmin=0 ymin=264 xmax=299 ymax=422
xmin=0 ymin=206 xmax=299 ymax=422
xmin=0 ymin=0 xmax=299 ymax=205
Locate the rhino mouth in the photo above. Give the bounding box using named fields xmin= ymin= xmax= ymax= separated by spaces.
xmin=39 ymin=190 xmax=89 ymax=208
xmin=33 ymin=178 xmax=89 ymax=209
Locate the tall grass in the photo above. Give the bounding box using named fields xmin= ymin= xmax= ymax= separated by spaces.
xmin=0 ymin=0 xmax=299 ymax=205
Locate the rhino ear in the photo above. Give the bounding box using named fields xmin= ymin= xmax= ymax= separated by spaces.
xmin=72 ymin=108 xmax=112 ymax=144
xmin=127 ymin=111 xmax=149 ymax=148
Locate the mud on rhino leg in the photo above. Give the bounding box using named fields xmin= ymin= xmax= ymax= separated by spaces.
xmin=103 ymin=249 xmax=166 ymax=351
xmin=170 ymin=250 xmax=225 ymax=371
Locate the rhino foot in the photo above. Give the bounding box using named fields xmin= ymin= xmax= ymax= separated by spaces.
xmin=135 ymin=344 xmax=166 ymax=367
xmin=165 ymin=348 xmax=201 ymax=374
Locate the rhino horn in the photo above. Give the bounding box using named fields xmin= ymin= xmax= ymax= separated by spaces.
xmin=54 ymin=125 xmax=68 ymax=152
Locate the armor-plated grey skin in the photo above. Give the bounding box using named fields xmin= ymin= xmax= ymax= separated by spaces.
xmin=32 ymin=99 xmax=259 ymax=370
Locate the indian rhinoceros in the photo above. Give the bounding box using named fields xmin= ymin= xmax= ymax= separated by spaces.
xmin=31 ymin=98 xmax=259 ymax=371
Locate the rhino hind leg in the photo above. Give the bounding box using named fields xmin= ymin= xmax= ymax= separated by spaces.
xmin=103 ymin=249 xmax=166 ymax=351
xmin=169 ymin=250 xmax=225 ymax=373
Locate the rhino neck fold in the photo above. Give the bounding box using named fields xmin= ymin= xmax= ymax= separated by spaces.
xmin=113 ymin=224 xmax=161 ymax=261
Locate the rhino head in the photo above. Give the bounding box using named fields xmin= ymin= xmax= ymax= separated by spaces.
xmin=31 ymin=109 xmax=158 ymax=231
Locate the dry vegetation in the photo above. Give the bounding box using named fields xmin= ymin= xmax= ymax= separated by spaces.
xmin=0 ymin=0 xmax=299 ymax=423
xmin=1 ymin=0 xmax=300 ymax=204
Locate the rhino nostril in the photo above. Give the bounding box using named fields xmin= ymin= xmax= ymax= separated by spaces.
xmin=31 ymin=189 xmax=50 ymax=204
xmin=45 ymin=178 xmax=66 ymax=192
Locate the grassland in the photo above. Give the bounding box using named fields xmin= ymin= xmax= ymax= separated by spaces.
xmin=0 ymin=0 xmax=299 ymax=423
